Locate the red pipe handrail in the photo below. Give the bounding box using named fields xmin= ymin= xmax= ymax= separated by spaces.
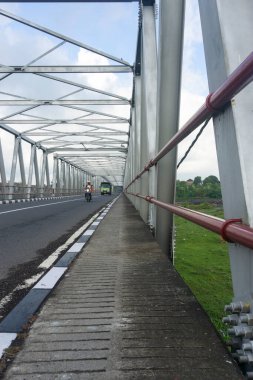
xmin=125 ymin=51 xmax=253 ymax=190
xmin=127 ymin=192 xmax=253 ymax=250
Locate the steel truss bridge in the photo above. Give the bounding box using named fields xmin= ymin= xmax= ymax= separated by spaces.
xmin=1 ymin=0 xmax=253 ymax=374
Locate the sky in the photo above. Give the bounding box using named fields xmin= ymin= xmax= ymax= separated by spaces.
xmin=0 ymin=0 xmax=220 ymax=184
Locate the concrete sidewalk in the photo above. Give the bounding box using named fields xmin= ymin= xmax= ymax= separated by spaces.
xmin=2 ymin=195 xmax=243 ymax=379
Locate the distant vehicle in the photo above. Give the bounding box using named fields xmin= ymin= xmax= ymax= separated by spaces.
xmin=100 ymin=182 xmax=112 ymax=195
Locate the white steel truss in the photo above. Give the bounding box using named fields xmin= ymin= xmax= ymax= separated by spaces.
xmin=0 ymin=4 xmax=134 ymax=194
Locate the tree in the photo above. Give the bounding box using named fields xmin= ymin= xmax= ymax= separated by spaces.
xmin=203 ymin=175 xmax=220 ymax=185
xmin=193 ymin=176 xmax=202 ymax=186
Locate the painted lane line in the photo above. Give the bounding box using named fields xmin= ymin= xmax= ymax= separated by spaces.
xmin=0 ymin=198 xmax=82 ymax=215
xmin=0 ymin=333 xmax=17 ymax=356
xmin=67 ymin=242 xmax=85 ymax=253
xmin=0 ymin=200 xmax=117 ymax=358
xmin=0 ymin=208 xmax=102 ymax=313
xmin=38 ymin=210 xmax=100 ymax=269
xmin=33 ymin=267 xmax=67 ymax=289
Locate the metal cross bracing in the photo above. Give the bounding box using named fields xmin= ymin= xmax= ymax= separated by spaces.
xmin=0 ymin=4 xmax=135 ymax=200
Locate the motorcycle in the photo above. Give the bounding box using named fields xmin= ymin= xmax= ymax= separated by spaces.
xmin=85 ymin=188 xmax=92 ymax=202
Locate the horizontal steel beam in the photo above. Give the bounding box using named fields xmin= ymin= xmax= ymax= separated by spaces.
xmin=1 ymin=1 xmax=139 ymax=3
xmin=0 ymin=99 xmax=130 ymax=106
xmin=23 ymin=132 xmax=128 ymax=136
xmin=0 ymin=99 xmax=131 ymax=106
xmin=48 ymin=147 xmax=127 ymax=152
xmin=0 ymin=65 xmax=133 ymax=73
xmin=57 ymin=154 xmax=126 ymax=158
xmin=1 ymin=119 xmax=129 ymax=124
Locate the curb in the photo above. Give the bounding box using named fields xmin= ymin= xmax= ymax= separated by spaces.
xmin=0 ymin=195 xmax=83 ymax=205
xmin=0 ymin=196 xmax=119 ymax=358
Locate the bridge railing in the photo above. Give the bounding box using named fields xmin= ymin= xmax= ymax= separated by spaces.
xmin=125 ymin=51 xmax=253 ymax=249
xmin=124 ymin=1 xmax=253 ymax=372
xmin=0 ymin=185 xmax=86 ymax=201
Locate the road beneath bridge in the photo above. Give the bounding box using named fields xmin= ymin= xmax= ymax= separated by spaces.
xmin=0 ymin=194 xmax=116 ymax=320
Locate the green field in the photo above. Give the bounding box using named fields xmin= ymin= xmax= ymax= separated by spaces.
xmin=174 ymin=203 xmax=233 ymax=340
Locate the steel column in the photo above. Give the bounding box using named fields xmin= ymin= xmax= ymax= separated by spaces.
xmin=45 ymin=153 xmax=50 ymax=193
xmin=27 ymin=145 xmax=36 ymax=199
xmin=40 ymin=151 xmax=48 ymax=197
xmin=198 ymin=0 xmax=253 ymax=303
xmin=0 ymin=138 xmax=7 ymax=197
xmin=134 ymin=77 xmax=141 ymax=212
xmin=52 ymin=155 xmax=57 ymax=196
xmin=140 ymin=2 xmax=158 ymax=227
xmin=9 ymin=137 xmax=21 ymax=200
xmin=130 ymin=112 xmax=136 ymax=208
xmin=156 ymin=0 xmax=185 ymax=259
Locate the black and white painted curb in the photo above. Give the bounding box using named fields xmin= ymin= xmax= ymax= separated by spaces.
xmin=0 ymin=196 xmax=119 ymax=358
xmin=0 ymin=195 xmax=83 ymax=205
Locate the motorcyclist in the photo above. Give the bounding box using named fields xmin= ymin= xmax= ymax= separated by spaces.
xmin=84 ymin=181 xmax=93 ymax=201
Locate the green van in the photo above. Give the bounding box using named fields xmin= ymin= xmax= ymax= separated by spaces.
xmin=100 ymin=182 xmax=112 ymax=195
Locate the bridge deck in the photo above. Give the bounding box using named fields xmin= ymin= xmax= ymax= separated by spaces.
xmin=4 ymin=195 xmax=242 ymax=379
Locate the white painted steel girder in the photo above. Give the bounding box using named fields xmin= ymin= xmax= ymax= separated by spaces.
xmin=0 ymin=66 xmax=133 ymax=74
xmin=156 ymin=0 xmax=185 ymax=259
xmin=198 ymin=0 xmax=253 ymax=303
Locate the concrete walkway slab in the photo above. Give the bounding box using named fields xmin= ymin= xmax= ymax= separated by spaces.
xmin=3 ymin=195 xmax=243 ymax=379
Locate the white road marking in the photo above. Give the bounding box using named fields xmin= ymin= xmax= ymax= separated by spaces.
xmin=33 ymin=267 xmax=67 ymax=289
xmin=0 ymin=333 xmax=17 ymax=357
xmin=0 ymin=199 xmax=114 ymax=323
xmin=38 ymin=211 xmax=100 ymax=269
xmin=0 ymin=211 xmax=101 ymax=313
xmin=91 ymin=222 xmax=100 ymax=226
xmin=0 ymin=198 xmax=82 ymax=215
xmin=67 ymin=242 xmax=85 ymax=253
xmin=83 ymin=229 xmax=95 ymax=236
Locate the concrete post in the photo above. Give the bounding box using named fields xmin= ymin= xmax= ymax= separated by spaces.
xmin=156 ymin=0 xmax=185 ymax=259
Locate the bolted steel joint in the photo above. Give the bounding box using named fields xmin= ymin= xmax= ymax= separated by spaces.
xmin=222 ymin=315 xmax=239 ymax=325
xmin=238 ymin=351 xmax=253 ymax=363
xmin=224 ymin=302 xmax=251 ymax=314
xmin=243 ymin=341 xmax=253 ymax=352
xmin=228 ymin=326 xmax=253 ymax=338
xmin=240 ymin=314 xmax=253 ymax=325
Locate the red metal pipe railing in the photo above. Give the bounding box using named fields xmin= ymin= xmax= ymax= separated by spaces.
xmin=127 ymin=192 xmax=253 ymax=250
xmin=126 ymin=51 xmax=253 ymax=190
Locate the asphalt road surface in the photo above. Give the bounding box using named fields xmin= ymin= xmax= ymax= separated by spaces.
xmin=0 ymin=194 xmax=116 ymax=318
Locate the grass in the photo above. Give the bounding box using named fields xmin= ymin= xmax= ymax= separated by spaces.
xmin=174 ymin=203 xmax=233 ymax=340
